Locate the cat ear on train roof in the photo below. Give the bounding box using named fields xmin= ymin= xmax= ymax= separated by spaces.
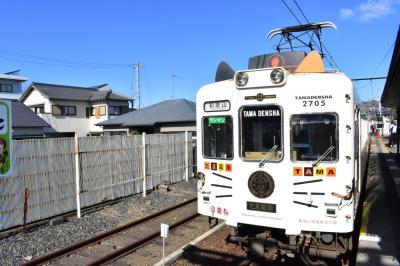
xmin=295 ymin=50 xmax=325 ymax=73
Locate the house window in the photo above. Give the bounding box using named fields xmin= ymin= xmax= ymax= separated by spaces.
xmin=109 ymin=106 xmax=121 ymax=115
xmin=52 ymin=105 xmax=76 ymax=116
xmin=90 ymin=105 xmax=106 ymax=117
xmin=31 ymin=105 xmax=45 ymax=114
xmin=0 ymin=84 xmax=13 ymax=93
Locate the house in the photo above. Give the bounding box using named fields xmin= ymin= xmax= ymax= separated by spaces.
xmin=0 ymin=70 xmax=27 ymax=100
xmin=97 ymin=99 xmax=196 ymax=135
xmin=0 ymin=71 xmax=51 ymax=139
xmin=11 ymin=101 xmax=51 ymax=139
xmin=20 ymin=82 xmax=133 ymax=137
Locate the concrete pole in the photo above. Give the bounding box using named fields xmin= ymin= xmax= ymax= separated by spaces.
xmin=74 ymin=136 xmax=81 ymax=218
xmin=185 ymin=131 xmax=189 ymax=181
xmin=134 ymin=63 xmax=142 ymax=109
xmin=142 ymin=132 xmax=147 ymax=197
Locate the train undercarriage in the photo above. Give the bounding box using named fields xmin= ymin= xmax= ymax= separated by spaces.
xmin=228 ymin=224 xmax=354 ymax=266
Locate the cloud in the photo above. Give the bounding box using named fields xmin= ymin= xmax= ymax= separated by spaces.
xmin=359 ymin=0 xmax=396 ymax=21
xmin=339 ymin=0 xmax=399 ymax=22
xmin=340 ymin=8 xmax=355 ymax=19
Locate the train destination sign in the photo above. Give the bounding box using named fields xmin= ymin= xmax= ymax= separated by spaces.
xmin=204 ymin=100 xmax=230 ymax=112
xmin=242 ymin=106 xmax=281 ymax=118
xmin=208 ymin=117 xmax=226 ymax=124
xmin=0 ymin=100 xmax=12 ymax=178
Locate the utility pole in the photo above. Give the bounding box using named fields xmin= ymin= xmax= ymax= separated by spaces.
xmin=171 ymin=74 xmax=177 ymax=99
xmin=133 ymin=63 xmax=142 ymax=109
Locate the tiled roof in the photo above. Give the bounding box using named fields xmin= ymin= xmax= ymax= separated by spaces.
xmin=97 ymin=99 xmax=195 ymax=127
xmin=20 ymin=82 xmax=132 ymax=102
xmin=11 ymin=101 xmax=50 ymax=128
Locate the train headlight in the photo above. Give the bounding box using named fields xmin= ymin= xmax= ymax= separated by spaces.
xmin=270 ymin=69 xmax=285 ymax=84
xmin=235 ymin=72 xmax=249 ymax=87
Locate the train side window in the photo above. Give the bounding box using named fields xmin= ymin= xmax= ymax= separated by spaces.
xmin=240 ymin=105 xmax=283 ymax=161
xmin=202 ymin=116 xmax=233 ymax=159
xmin=290 ymin=114 xmax=338 ymax=162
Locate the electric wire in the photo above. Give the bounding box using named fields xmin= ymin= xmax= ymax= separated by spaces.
xmin=292 ymin=0 xmax=341 ymax=70
xmin=280 ymin=0 xmax=341 ymax=71
xmin=0 ymin=49 xmax=131 ymax=69
xmin=371 ymin=41 xmax=395 ymax=77
xmin=293 ymin=0 xmax=309 ymax=23
xmin=280 ymin=0 xmax=303 ymax=25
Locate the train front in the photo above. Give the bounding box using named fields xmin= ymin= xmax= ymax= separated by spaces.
xmin=196 ymin=51 xmax=358 ymax=263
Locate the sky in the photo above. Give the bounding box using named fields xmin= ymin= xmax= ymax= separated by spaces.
xmin=0 ymin=0 xmax=399 ymax=107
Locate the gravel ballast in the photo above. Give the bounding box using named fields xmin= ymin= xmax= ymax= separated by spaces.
xmin=0 ymin=178 xmax=197 ymax=266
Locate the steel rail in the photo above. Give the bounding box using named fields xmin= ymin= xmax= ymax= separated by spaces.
xmin=21 ymin=197 xmax=197 ymax=266
xmin=87 ymin=212 xmax=200 ymax=266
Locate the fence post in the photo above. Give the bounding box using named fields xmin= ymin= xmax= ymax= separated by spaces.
xmin=185 ymin=131 xmax=189 ymax=181
xmin=142 ymin=132 xmax=147 ymax=197
xmin=74 ymin=136 xmax=81 ymax=218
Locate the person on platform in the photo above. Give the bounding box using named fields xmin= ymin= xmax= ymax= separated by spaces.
xmin=370 ymin=121 xmax=376 ymax=134
xmin=389 ymin=121 xmax=397 ymax=148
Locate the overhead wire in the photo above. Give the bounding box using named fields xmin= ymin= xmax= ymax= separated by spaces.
xmin=293 ymin=0 xmax=309 ymax=24
xmin=280 ymin=0 xmax=303 ymax=25
xmin=293 ymin=0 xmax=341 ymax=70
xmin=371 ymin=41 xmax=395 ymax=77
xmin=0 ymin=49 xmax=131 ymax=69
xmin=280 ymin=0 xmax=341 ymax=71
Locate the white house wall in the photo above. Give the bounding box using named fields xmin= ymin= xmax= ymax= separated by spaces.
xmin=23 ymin=90 xmax=49 ymax=111
xmin=22 ymin=89 xmax=131 ymax=137
xmin=89 ymin=100 xmax=130 ymax=132
xmin=40 ymin=100 xmax=91 ymax=137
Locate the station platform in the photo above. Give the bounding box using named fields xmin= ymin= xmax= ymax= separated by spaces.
xmin=356 ymin=135 xmax=400 ymax=265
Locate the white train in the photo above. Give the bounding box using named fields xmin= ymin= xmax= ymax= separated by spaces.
xmin=196 ymin=23 xmax=369 ymax=265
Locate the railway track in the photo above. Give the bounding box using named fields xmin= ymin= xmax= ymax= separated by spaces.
xmin=21 ymin=197 xmax=198 ymax=266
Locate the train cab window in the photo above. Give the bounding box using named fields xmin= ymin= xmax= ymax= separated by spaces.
xmin=240 ymin=105 xmax=283 ymax=161
xmin=290 ymin=114 xmax=338 ymax=162
xmin=202 ymin=116 xmax=233 ymax=159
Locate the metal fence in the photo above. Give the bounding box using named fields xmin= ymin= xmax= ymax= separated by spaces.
xmin=0 ymin=132 xmax=192 ymax=231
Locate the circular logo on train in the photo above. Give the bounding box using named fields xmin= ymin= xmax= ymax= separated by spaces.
xmin=256 ymin=93 xmax=264 ymax=101
xmin=248 ymin=171 xmax=275 ymax=198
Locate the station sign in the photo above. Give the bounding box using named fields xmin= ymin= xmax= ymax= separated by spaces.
xmin=0 ymin=100 xmax=12 ymax=178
